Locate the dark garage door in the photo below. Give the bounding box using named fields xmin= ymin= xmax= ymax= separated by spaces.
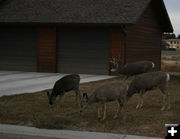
xmin=57 ymin=28 xmax=110 ymax=74
xmin=0 ymin=27 xmax=37 ymax=71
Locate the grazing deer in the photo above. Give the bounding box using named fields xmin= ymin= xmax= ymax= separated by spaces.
xmin=47 ymin=74 xmax=81 ymax=107
xmin=110 ymin=58 xmax=155 ymax=79
xmin=127 ymin=71 xmax=170 ymax=111
xmin=80 ymin=82 xmax=128 ymax=120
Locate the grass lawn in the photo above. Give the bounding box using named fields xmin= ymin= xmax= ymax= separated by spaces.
xmin=0 ymin=75 xmax=180 ymax=137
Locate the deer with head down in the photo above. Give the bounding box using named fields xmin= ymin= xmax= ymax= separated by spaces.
xmin=80 ymin=82 xmax=128 ymax=120
xmin=127 ymin=71 xmax=170 ymax=111
xmin=110 ymin=56 xmax=155 ymax=79
xmin=47 ymin=74 xmax=81 ymax=108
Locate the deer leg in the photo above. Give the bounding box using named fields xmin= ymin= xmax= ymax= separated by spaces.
xmin=136 ymin=91 xmax=141 ymax=109
xmin=58 ymin=94 xmax=64 ymax=107
xmin=167 ymin=93 xmax=171 ymax=110
xmin=136 ymin=91 xmax=144 ymax=109
xmin=102 ymin=103 xmax=107 ymax=120
xmin=160 ymin=88 xmax=170 ymax=111
xmin=139 ymin=91 xmax=145 ymax=109
xmin=123 ymin=99 xmax=127 ymax=121
xmin=160 ymin=88 xmax=166 ymax=111
xmin=96 ymin=103 xmax=102 ymax=119
xmin=136 ymin=96 xmax=141 ymax=109
xmin=113 ymin=100 xmax=122 ymax=119
xmin=74 ymin=90 xmax=78 ymax=104
xmin=161 ymin=94 xmax=166 ymax=111
xmin=163 ymin=88 xmax=170 ymax=110
xmin=74 ymin=89 xmax=81 ymax=106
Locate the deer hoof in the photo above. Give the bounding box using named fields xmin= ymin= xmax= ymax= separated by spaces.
xmin=136 ymin=104 xmax=140 ymax=109
xmin=161 ymin=106 xmax=165 ymax=111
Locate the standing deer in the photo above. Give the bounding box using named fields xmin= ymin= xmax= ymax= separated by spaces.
xmin=47 ymin=74 xmax=81 ymax=107
xmin=80 ymin=82 xmax=128 ymax=120
xmin=110 ymin=58 xmax=155 ymax=79
xmin=127 ymin=71 xmax=170 ymax=111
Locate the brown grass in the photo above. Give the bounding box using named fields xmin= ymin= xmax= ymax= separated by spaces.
xmin=0 ymin=76 xmax=180 ymax=137
xmin=161 ymin=63 xmax=180 ymax=72
xmin=161 ymin=52 xmax=180 ymax=73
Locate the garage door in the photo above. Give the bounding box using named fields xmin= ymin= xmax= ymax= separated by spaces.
xmin=57 ymin=28 xmax=110 ymax=74
xmin=0 ymin=27 xmax=37 ymax=71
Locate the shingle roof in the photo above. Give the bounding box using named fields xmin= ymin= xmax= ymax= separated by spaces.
xmin=0 ymin=0 xmax=173 ymax=32
xmin=0 ymin=0 xmax=151 ymax=24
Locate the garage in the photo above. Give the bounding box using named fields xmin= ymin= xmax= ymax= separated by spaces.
xmin=57 ymin=28 xmax=110 ymax=74
xmin=0 ymin=27 xmax=37 ymax=71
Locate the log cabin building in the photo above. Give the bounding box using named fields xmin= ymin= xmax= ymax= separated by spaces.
xmin=0 ymin=0 xmax=173 ymax=75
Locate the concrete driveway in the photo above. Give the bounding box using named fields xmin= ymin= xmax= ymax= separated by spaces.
xmin=0 ymin=71 xmax=114 ymax=97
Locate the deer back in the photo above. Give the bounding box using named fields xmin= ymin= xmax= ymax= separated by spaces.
xmin=130 ymin=71 xmax=169 ymax=92
xmin=93 ymin=82 xmax=128 ymax=102
xmin=53 ymin=74 xmax=80 ymax=93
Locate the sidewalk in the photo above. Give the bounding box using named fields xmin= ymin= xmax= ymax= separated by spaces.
xmin=0 ymin=124 xmax=163 ymax=139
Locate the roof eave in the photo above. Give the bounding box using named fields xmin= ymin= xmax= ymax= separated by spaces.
xmin=160 ymin=0 xmax=174 ymax=32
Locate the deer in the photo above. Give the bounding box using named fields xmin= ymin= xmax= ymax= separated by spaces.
xmin=110 ymin=56 xmax=155 ymax=79
xmin=126 ymin=71 xmax=170 ymax=111
xmin=47 ymin=74 xmax=81 ymax=108
xmin=80 ymin=82 xmax=128 ymax=120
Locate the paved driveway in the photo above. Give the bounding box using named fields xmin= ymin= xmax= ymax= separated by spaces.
xmin=0 ymin=71 xmax=114 ymax=97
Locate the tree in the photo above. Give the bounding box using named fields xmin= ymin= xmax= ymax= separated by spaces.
xmin=162 ymin=33 xmax=176 ymax=39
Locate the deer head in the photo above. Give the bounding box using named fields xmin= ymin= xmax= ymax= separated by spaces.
xmin=46 ymin=90 xmax=56 ymax=107
xmin=110 ymin=55 xmax=121 ymax=72
xmin=80 ymin=93 xmax=89 ymax=112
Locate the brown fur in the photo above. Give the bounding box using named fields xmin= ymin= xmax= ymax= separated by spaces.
xmin=80 ymin=82 xmax=128 ymax=120
xmin=47 ymin=74 xmax=81 ymax=107
xmin=111 ymin=60 xmax=155 ymax=79
xmin=127 ymin=71 xmax=170 ymax=111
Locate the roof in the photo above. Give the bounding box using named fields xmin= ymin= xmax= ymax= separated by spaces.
xmin=0 ymin=0 xmax=173 ymax=32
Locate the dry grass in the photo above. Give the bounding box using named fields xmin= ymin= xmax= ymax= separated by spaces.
xmin=161 ymin=50 xmax=180 ymax=73
xmin=161 ymin=63 xmax=180 ymax=72
xmin=0 ymin=76 xmax=180 ymax=137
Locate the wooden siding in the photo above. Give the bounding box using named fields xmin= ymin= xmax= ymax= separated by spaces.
xmin=38 ymin=26 xmax=56 ymax=72
xmin=110 ymin=28 xmax=125 ymax=73
xmin=125 ymin=3 xmax=162 ymax=70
